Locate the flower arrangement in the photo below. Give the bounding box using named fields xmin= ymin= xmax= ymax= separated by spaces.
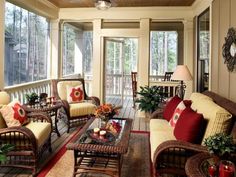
xmin=94 ymin=104 xmax=121 ymax=121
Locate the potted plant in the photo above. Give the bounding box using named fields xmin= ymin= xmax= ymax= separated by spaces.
xmin=25 ymin=92 xmax=39 ymax=105
xmin=135 ymin=85 xmax=166 ymax=115
xmin=0 ymin=144 xmax=14 ymax=162
xmin=204 ymin=133 xmax=236 ymax=163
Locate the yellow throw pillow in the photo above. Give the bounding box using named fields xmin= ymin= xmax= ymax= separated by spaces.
xmin=190 ymin=92 xmax=213 ymax=111
xmin=66 ymin=85 xmax=84 ymax=103
xmin=194 ymin=99 xmax=232 ymax=144
xmin=0 ymin=101 xmax=28 ymax=127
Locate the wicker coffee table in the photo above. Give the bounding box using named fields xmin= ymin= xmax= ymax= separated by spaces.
xmin=66 ymin=117 xmax=132 ymax=177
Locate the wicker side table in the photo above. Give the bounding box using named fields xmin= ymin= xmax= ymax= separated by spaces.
xmin=23 ymin=102 xmax=63 ymax=137
xmin=185 ymin=152 xmax=213 ymax=177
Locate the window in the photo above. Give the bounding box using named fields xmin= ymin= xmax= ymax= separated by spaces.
xmin=62 ymin=23 xmax=93 ymax=77
xmin=150 ymin=31 xmax=178 ymax=78
xmin=149 ymin=22 xmax=183 ymax=81
xmin=4 ymin=2 xmax=50 ymax=86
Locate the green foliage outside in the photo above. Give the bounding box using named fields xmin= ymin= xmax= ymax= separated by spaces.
xmin=204 ymin=133 xmax=236 ymax=157
xmin=150 ymin=31 xmax=177 ymax=76
xmin=136 ymin=86 xmax=166 ymax=113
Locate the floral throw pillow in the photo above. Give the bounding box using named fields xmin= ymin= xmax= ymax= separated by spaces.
xmin=0 ymin=101 xmax=28 ymax=127
xmin=169 ymin=101 xmax=186 ymax=127
xmin=67 ymin=85 xmax=84 ymax=103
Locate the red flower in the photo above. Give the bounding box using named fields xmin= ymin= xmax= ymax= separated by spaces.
xmin=12 ymin=103 xmax=27 ymax=124
xmin=70 ymin=87 xmax=83 ymax=102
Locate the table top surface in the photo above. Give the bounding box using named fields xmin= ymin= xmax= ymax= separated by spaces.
xmin=66 ymin=117 xmax=133 ymax=154
xmin=23 ymin=101 xmax=62 ymax=111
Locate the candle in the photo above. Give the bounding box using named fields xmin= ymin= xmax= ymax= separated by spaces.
xmin=208 ymin=164 xmax=217 ymax=177
xmin=219 ymin=160 xmax=235 ymax=177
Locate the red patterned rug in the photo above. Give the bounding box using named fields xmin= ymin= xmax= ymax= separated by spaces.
xmin=38 ymin=131 xmax=152 ymax=177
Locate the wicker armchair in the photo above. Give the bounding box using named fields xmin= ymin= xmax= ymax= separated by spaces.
xmin=51 ymin=78 xmax=100 ymax=133
xmin=151 ymin=91 xmax=236 ymax=177
xmin=0 ymin=110 xmax=52 ymax=176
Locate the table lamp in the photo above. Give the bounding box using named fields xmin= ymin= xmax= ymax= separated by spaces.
xmin=171 ymin=65 xmax=193 ymax=99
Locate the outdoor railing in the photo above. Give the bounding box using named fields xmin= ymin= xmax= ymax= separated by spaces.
xmin=3 ymin=74 xmax=179 ymax=103
xmin=149 ymin=80 xmax=179 ymax=97
xmin=4 ymin=79 xmax=51 ymax=104
xmin=106 ymin=74 xmax=133 ymax=96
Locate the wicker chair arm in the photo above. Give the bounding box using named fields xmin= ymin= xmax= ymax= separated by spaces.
xmin=0 ymin=126 xmax=38 ymax=153
xmin=150 ymin=109 xmax=163 ymax=119
xmin=27 ymin=112 xmax=52 ymax=124
xmin=58 ymin=99 xmax=70 ymax=116
xmin=153 ymin=140 xmax=208 ymax=176
xmin=86 ymin=96 xmax=100 ymax=106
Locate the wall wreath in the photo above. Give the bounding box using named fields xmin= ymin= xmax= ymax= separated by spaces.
xmin=222 ymin=27 xmax=236 ymax=72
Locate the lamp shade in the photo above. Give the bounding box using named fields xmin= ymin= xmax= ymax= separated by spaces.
xmin=171 ymin=65 xmax=193 ymax=81
xmin=95 ymin=0 xmax=111 ymax=10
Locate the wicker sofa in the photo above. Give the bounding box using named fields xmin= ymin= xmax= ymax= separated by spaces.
xmin=150 ymin=91 xmax=236 ymax=176
xmin=0 ymin=91 xmax=52 ymax=176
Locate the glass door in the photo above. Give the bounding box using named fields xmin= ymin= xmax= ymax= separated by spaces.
xmin=104 ymin=38 xmax=138 ymax=105
xmin=197 ymin=8 xmax=210 ymax=92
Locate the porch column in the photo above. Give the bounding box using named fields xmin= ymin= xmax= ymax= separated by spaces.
xmin=139 ymin=18 xmax=150 ymax=88
xmin=51 ymin=19 xmax=60 ymax=79
xmin=138 ymin=18 xmax=150 ymax=117
xmin=0 ymin=0 xmax=5 ymax=90
xmin=183 ymin=19 xmax=194 ymax=99
xmin=92 ymin=19 xmax=102 ymax=101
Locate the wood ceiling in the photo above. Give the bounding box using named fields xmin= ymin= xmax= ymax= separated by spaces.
xmin=47 ymin=0 xmax=196 ymax=8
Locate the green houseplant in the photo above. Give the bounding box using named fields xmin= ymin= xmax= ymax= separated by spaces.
xmin=0 ymin=144 xmax=14 ymax=162
xmin=136 ymin=85 xmax=165 ymax=113
xmin=204 ymin=133 xmax=236 ymax=160
xmin=25 ymin=92 xmax=39 ymax=105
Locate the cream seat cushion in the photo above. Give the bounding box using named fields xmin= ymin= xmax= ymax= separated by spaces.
xmin=25 ymin=122 xmax=51 ymax=147
xmin=69 ymin=102 xmax=96 ymax=117
xmin=150 ymin=119 xmax=176 ymax=161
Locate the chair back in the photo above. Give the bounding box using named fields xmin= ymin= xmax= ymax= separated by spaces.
xmin=131 ymin=72 xmax=137 ymax=107
xmin=163 ymin=72 xmax=173 ymax=81
xmin=0 ymin=91 xmax=10 ymax=128
xmin=51 ymin=78 xmax=88 ymax=100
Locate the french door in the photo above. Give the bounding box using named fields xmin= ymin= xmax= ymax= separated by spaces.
xmin=104 ymin=38 xmax=138 ymax=105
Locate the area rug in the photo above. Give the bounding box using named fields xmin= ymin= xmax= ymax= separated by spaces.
xmin=38 ymin=131 xmax=152 ymax=177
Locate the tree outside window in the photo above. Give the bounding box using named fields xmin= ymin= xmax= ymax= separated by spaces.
xmin=150 ymin=31 xmax=178 ymax=79
xmin=4 ymin=2 xmax=49 ymax=86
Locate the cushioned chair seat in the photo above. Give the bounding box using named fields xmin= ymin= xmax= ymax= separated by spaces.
xmin=150 ymin=130 xmax=176 ymax=162
xmin=150 ymin=119 xmax=174 ymax=132
xmin=69 ymin=102 xmax=96 ymax=117
xmin=25 ymin=122 xmax=51 ymax=147
xmin=150 ymin=119 xmax=176 ymax=161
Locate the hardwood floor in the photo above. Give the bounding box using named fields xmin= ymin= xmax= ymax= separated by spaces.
xmin=0 ymin=96 xmax=150 ymax=176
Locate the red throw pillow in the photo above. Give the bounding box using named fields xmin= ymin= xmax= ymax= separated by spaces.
xmin=183 ymin=100 xmax=192 ymax=107
xmin=174 ymin=107 xmax=204 ymax=143
xmin=163 ymin=96 xmax=182 ymax=121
